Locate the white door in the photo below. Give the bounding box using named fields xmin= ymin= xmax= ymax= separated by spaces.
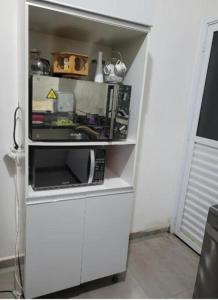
xmin=81 ymin=193 xmax=133 ymax=283
xmin=175 ymin=21 xmax=218 ymax=253
xmin=25 ymin=199 xmax=85 ymax=298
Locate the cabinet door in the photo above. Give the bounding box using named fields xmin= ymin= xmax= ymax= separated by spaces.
xmin=81 ymin=193 xmax=133 ymax=283
xmin=25 ymin=199 xmax=85 ymax=298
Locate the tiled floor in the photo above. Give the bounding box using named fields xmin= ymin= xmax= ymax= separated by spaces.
xmin=0 ymin=233 xmax=199 ymax=299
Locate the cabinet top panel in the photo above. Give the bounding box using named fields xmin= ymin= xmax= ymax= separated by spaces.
xmin=28 ymin=3 xmax=150 ymax=46
xmin=26 ymin=177 xmax=134 ymax=203
xmin=33 ymin=0 xmax=154 ymax=26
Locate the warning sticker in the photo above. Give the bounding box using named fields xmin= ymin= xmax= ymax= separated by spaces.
xmin=47 ymin=89 xmax=57 ymax=100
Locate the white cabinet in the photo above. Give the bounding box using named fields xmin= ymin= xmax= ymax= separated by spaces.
xmin=19 ymin=0 xmax=151 ymax=297
xmin=25 ymin=199 xmax=85 ymax=298
xmin=24 ymin=192 xmax=133 ymax=298
xmin=41 ymin=0 xmax=154 ymax=25
xmin=81 ymin=193 xmax=133 ymax=283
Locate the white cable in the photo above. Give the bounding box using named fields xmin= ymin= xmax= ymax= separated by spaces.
xmin=10 ymin=106 xmax=24 ymax=299
xmin=13 ymin=153 xmax=23 ymax=298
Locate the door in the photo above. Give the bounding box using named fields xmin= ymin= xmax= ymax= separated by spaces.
xmin=25 ymin=199 xmax=85 ymax=298
xmin=30 ymin=147 xmax=92 ymax=189
xmin=81 ymin=193 xmax=133 ymax=283
xmin=31 ymin=76 xmax=111 ymax=141
xmin=175 ymin=22 xmax=218 ymax=253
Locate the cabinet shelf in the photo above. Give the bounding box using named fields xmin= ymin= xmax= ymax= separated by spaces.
xmin=26 ymin=177 xmax=133 ymax=203
xmin=27 ymin=139 xmax=136 ymax=147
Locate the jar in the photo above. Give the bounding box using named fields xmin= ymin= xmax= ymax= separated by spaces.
xmin=30 ymin=49 xmax=50 ymax=76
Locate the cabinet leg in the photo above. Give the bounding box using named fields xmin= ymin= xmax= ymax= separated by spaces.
xmin=112 ymin=274 xmax=119 ymax=283
xmin=112 ymin=272 xmax=126 ymax=283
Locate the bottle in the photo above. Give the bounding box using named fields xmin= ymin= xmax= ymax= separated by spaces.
xmin=94 ymin=51 xmax=103 ymax=83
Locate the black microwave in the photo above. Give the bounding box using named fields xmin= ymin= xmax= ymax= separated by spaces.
xmin=29 ymin=147 xmax=106 ymax=190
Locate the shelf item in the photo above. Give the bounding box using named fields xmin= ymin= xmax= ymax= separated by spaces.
xmin=52 ymin=52 xmax=89 ymax=76
xmin=29 ymin=146 xmax=106 ymax=191
xmin=94 ymin=51 xmax=103 ymax=83
xmin=104 ymin=51 xmax=127 ymax=84
xmin=30 ymin=75 xmax=131 ymax=142
xmin=29 ymin=49 xmax=50 ymax=76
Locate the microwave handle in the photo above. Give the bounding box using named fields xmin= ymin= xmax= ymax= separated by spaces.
xmin=109 ymin=85 xmax=118 ymax=139
xmin=88 ymin=149 xmax=95 ymax=184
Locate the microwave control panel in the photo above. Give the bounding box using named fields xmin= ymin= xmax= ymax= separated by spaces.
xmin=93 ymin=150 xmax=106 ymax=183
xmin=113 ymin=85 xmax=131 ymax=140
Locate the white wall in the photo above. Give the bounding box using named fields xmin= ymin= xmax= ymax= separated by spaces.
xmin=132 ymin=0 xmax=218 ymax=232
xmin=0 ymin=0 xmax=18 ymax=260
xmin=2 ymin=0 xmax=218 ymax=260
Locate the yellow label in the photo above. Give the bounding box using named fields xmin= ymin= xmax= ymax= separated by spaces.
xmin=33 ymin=100 xmax=54 ymax=112
xmin=47 ymin=89 xmax=57 ymax=100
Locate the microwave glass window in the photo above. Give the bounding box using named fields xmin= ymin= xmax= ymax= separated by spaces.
xmin=29 ymin=147 xmax=105 ymax=190
xmin=30 ymin=75 xmax=131 ymax=141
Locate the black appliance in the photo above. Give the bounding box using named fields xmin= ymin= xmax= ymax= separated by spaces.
xmin=29 ymin=147 xmax=106 ymax=190
xmin=29 ymin=75 xmax=131 ymax=141
xmin=193 ymin=205 xmax=218 ymax=298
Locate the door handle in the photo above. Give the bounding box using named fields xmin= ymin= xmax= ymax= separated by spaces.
xmin=88 ymin=149 xmax=95 ymax=184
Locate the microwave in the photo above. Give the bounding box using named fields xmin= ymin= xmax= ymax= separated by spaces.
xmin=29 ymin=147 xmax=106 ymax=190
xmin=29 ymin=75 xmax=131 ymax=141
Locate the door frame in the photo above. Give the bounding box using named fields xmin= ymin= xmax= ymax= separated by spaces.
xmin=171 ymin=19 xmax=218 ymax=251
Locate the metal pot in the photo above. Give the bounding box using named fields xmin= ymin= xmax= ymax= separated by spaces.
xmin=30 ymin=49 xmax=50 ymax=76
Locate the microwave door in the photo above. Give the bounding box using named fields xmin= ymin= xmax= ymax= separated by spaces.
xmin=66 ymin=149 xmax=90 ymax=184
xmin=31 ymin=77 xmax=110 ymax=141
xmin=88 ymin=149 xmax=95 ymax=184
xmin=73 ymin=81 xmax=109 ymax=140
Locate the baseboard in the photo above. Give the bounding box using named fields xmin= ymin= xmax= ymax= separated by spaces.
xmin=0 ymin=255 xmax=15 ymax=268
xmin=0 ymin=228 xmax=169 ymax=269
xmin=129 ymin=226 xmax=170 ymax=240
xmin=0 ymin=254 xmax=24 ymax=269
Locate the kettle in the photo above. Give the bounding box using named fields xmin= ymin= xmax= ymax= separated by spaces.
xmin=104 ymin=51 xmax=127 ymax=83
xmin=30 ymin=49 xmax=50 ymax=76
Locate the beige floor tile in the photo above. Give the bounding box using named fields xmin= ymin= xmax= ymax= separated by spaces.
xmin=75 ymin=272 xmax=148 ymax=299
xmin=128 ymin=234 xmax=199 ymax=298
xmin=0 ymin=234 xmax=199 ymax=299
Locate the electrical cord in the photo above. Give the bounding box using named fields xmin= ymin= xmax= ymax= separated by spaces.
xmin=10 ymin=106 xmax=24 ymax=298
xmin=13 ymin=107 xmax=21 ymax=150
xmin=18 ymin=254 xmax=23 ymax=289
xmin=13 ymin=154 xmax=24 ymax=299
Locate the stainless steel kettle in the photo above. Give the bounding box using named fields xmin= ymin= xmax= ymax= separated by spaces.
xmin=104 ymin=51 xmax=127 ymax=83
xmin=30 ymin=49 xmax=50 ymax=76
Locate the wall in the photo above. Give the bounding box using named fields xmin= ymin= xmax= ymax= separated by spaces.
xmin=0 ymin=0 xmax=18 ymax=260
xmin=132 ymin=0 xmax=218 ymax=232
xmin=1 ymin=0 xmax=218 ymax=260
